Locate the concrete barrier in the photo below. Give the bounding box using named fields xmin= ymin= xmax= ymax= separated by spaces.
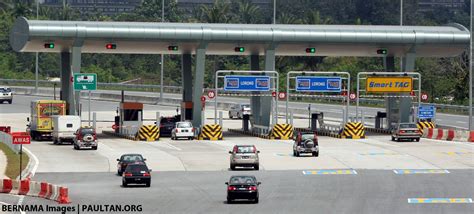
xmin=0 ymin=179 xmax=70 ymax=204
xmin=0 ymin=130 xmax=20 ymax=153
xmin=422 ymin=128 xmax=473 ymax=142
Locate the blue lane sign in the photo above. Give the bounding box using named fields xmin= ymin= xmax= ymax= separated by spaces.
xmin=295 ymin=76 xmax=342 ymax=92
xmin=224 ymin=75 xmax=270 ymax=91
xmin=418 ymin=105 xmax=435 ymax=119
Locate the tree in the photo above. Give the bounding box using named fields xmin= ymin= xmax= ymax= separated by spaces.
xmin=198 ymin=0 xmax=231 ymax=23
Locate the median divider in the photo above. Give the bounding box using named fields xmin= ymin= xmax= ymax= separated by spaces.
xmin=136 ymin=125 xmax=160 ymax=141
xmin=417 ymin=121 xmax=435 ymax=134
xmin=270 ymin=124 xmax=294 ymax=140
xmin=0 ymin=178 xmax=70 ymax=204
xmin=422 ymin=128 xmax=474 ymax=142
xmin=340 ymin=122 xmax=365 ymax=139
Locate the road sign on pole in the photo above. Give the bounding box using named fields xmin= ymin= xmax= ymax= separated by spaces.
xmin=207 ymin=90 xmax=215 ymax=99
xmin=421 ymin=92 xmax=429 ymax=102
xmin=224 ymin=75 xmax=270 ymax=91
xmin=278 ymin=92 xmax=286 ymax=100
xmin=295 ymin=76 xmax=342 ymax=92
xmin=349 ymin=92 xmax=357 ymax=101
xmin=74 ymin=73 xmax=97 ymax=91
xmin=418 ymin=105 xmax=435 ymax=119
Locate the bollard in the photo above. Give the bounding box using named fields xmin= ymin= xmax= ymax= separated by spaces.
xmin=156 ymin=112 xmax=160 ymax=125
xmin=219 ymin=111 xmax=223 ymax=127
xmin=39 ymin=182 xmax=48 ymax=198
xmin=1 ymin=179 xmax=13 ymax=193
xmin=58 ymin=187 xmax=71 ymax=204
xmin=93 ymin=112 xmax=96 ymax=130
xmin=18 ymin=179 xmax=30 ymax=195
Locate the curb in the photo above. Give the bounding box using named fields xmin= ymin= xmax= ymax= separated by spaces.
xmin=16 ymin=147 xmax=38 ymax=180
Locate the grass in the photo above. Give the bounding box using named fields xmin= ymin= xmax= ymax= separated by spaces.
xmin=0 ymin=142 xmax=30 ymax=179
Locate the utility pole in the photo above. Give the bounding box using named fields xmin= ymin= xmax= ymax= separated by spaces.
xmin=35 ymin=0 xmax=39 ymax=94
xmin=160 ymin=0 xmax=165 ymax=102
xmin=470 ymin=0 xmax=473 ymax=130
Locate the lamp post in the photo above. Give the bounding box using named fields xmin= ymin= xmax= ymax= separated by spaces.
xmin=160 ymin=0 xmax=165 ymax=102
xmin=35 ymin=0 xmax=39 ymax=94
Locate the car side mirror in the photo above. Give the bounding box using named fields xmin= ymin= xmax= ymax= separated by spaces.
xmin=143 ymin=158 xmax=147 ymax=161
xmin=257 ymin=182 xmax=261 ymax=185
xmin=257 ymin=151 xmax=260 ymax=153
xmin=149 ymin=169 xmax=152 ymax=172
xmin=27 ymin=117 xmax=29 ymax=122
xmin=225 ymin=182 xmax=229 ymax=185
xmin=228 ymin=151 xmax=232 ymax=154
xmin=116 ymin=159 xmax=120 ymax=161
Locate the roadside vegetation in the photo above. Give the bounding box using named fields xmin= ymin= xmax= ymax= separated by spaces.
xmin=0 ymin=0 xmax=470 ymax=106
xmin=0 ymin=142 xmax=29 ymax=179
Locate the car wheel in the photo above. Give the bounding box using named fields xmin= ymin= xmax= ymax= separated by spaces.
xmin=254 ymin=164 xmax=259 ymax=170
xmin=118 ymin=171 xmax=123 ymax=176
xmin=416 ymin=138 xmax=420 ymax=142
xmin=396 ymin=138 xmax=401 ymax=142
xmin=293 ymin=150 xmax=296 ymax=156
xmin=53 ymin=139 xmax=57 ymax=145
xmin=73 ymin=144 xmax=79 ymax=150
xmin=92 ymin=146 xmax=98 ymax=150
xmin=296 ymin=151 xmax=300 ymax=157
xmin=8 ymin=100 xmax=12 ymax=104
xmin=230 ymin=164 xmax=235 ymax=170
xmin=391 ymin=136 xmax=395 ymax=141
xmin=122 ymin=180 xmax=127 ymax=187
xmin=227 ymin=197 xmax=232 ymax=204
xmin=228 ymin=112 xmax=233 ymax=119
xmin=314 ymin=151 xmax=319 ymax=157
xmin=189 ymin=137 xmax=193 ymax=140
xmin=146 ymin=182 xmax=151 ymax=187
xmin=254 ymin=197 xmax=259 ymax=204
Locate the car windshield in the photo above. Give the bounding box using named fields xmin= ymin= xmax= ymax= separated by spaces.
xmin=0 ymin=88 xmax=11 ymax=92
xmin=80 ymin=128 xmax=94 ymax=135
xmin=235 ymin=146 xmax=255 ymax=153
xmin=399 ymin=124 xmax=417 ymax=129
xmin=177 ymin=122 xmax=192 ymax=128
xmin=229 ymin=176 xmax=256 ymax=185
xmin=301 ymin=134 xmax=314 ymax=141
xmin=125 ymin=164 xmax=148 ymax=173
xmin=121 ymin=155 xmax=144 ymax=162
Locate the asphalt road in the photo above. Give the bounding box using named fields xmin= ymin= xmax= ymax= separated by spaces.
xmin=5 ymin=170 xmax=472 ymax=214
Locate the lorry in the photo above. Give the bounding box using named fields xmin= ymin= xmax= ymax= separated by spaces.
xmin=51 ymin=115 xmax=81 ymax=145
xmin=28 ymin=100 xmax=66 ymax=140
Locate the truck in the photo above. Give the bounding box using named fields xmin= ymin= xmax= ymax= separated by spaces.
xmin=28 ymin=100 xmax=66 ymax=140
xmin=51 ymin=115 xmax=81 ymax=145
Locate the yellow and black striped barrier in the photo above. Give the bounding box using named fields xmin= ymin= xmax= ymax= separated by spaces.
xmin=270 ymin=124 xmax=294 ymax=140
xmin=199 ymin=124 xmax=223 ymax=140
xmin=341 ymin=122 xmax=365 ymax=139
xmin=417 ymin=121 xmax=435 ymax=134
xmin=137 ymin=125 xmax=160 ymax=141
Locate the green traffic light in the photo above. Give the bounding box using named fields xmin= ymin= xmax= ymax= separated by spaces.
xmin=49 ymin=44 xmax=54 ymax=48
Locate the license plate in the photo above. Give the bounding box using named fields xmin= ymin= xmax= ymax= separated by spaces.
xmin=241 ymin=156 xmax=249 ymax=159
xmin=135 ymin=178 xmax=141 ymax=181
xmin=182 ymin=130 xmax=188 ymax=132
xmin=238 ymin=188 xmax=247 ymax=190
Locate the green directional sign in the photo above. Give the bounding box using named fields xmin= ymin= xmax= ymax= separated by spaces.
xmin=74 ymin=73 xmax=97 ymax=91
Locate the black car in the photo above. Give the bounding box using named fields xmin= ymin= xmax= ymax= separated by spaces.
xmin=226 ymin=175 xmax=260 ymax=203
xmin=122 ymin=163 xmax=151 ymax=187
xmin=158 ymin=115 xmax=180 ymax=137
xmin=116 ymin=154 xmax=146 ymax=176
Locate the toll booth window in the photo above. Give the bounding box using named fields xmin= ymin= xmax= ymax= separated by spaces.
xmin=123 ymin=109 xmax=142 ymax=121
xmin=67 ymin=124 xmax=73 ymax=128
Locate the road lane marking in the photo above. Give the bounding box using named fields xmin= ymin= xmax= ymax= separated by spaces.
xmin=408 ymin=198 xmax=473 ymax=203
xmin=359 ymin=152 xmax=400 ymax=156
xmin=302 ymin=169 xmax=357 ymax=175
xmin=274 ymin=153 xmax=293 ymax=157
xmin=442 ymin=151 xmax=473 ymax=156
xmin=393 ymin=169 xmax=450 ymax=174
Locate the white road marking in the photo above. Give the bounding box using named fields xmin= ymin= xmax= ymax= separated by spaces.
xmin=161 ymin=142 xmax=182 ymax=151
xmin=22 ymin=147 xmax=39 ymax=178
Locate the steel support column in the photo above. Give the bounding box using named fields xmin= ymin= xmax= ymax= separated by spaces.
xmin=258 ymin=47 xmax=276 ymax=127
xmin=250 ymin=54 xmax=261 ymax=125
xmin=181 ymin=53 xmax=193 ymax=121
xmin=192 ymin=44 xmax=207 ymax=127
xmin=60 ymin=52 xmax=71 ymax=114
xmin=70 ymin=46 xmax=82 ymax=116
xmin=401 ymin=51 xmax=416 ymax=123
xmin=384 ymin=56 xmax=398 ymax=129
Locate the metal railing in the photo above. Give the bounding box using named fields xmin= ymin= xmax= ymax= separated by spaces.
xmin=1 ymin=78 xmax=470 ymax=114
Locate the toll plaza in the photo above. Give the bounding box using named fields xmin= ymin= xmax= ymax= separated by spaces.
xmin=9 ymin=17 xmax=469 ymax=136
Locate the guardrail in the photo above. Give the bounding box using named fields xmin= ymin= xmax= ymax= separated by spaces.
xmin=0 ymin=130 xmax=20 ymax=153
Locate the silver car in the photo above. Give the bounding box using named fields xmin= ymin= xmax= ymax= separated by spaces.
xmin=229 ymin=145 xmax=260 ymax=170
xmin=171 ymin=121 xmax=195 ymax=140
xmin=228 ymin=104 xmax=251 ymax=119
xmin=391 ymin=123 xmax=421 ymax=142
xmin=0 ymin=86 xmax=13 ymax=104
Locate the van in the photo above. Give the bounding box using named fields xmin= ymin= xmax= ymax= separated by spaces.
xmin=51 ymin=115 xmax=81 ymax=144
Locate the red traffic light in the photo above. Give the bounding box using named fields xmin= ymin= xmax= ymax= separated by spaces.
xmin=105 ymin=43 xmax=116 ymax=49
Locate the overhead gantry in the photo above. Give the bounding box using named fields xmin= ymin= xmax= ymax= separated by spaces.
xmin=10 ymin=17 xmax=469 ymax=128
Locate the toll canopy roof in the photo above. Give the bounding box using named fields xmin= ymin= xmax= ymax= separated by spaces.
xmin=10 ymin=17 xmax=469 ymax=57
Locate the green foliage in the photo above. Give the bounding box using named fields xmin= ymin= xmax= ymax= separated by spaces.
xmin=0 ymin=0 xmax=470 ymax=104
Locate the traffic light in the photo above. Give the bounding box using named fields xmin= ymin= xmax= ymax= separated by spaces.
xmin=105 ymin=43 xmax=116 ymax=49
xmin=234 ymin=47 xmax=245 ymax=52
xmin=376 ymin=49 xmax=388 ymax=55
xmin=305 ymin=48 xmax=316 ymax=53
xmin=44 ymin=43 xmax=55 ymax=49
xmin=168 ymin=46 xmax=178 ymax=51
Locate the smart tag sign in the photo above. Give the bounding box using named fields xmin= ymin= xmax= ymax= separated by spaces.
xmin=295 ymin=76 xmax=342 ymax=92
xmin=224 ymin=75 xmax=270 ymax=91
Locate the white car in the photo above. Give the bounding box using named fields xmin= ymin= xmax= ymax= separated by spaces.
xmin=228 ymin=104 xmax=251 ymax=119
xmin=171 ymin=121 xmax=194 ymax=140
xmin=0 ymin=86 xmax=13 ymax=104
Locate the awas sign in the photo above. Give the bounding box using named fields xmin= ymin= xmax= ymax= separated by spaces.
xmin=12 ymin=134 xmax=31 ymax=145
xmin=224 ymin=75 xmax=270 ymax=91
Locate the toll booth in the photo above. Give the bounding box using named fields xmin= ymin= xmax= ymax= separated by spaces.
xmin=181 ymin=101 xmax=193 ymax=121
xmin=119 ymin=102 xmax=143 ymax=136
xmin=375 ymin=111 xmax=387 ymax=129
xmin=311 ymin=112 xmax=324 ymax=131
